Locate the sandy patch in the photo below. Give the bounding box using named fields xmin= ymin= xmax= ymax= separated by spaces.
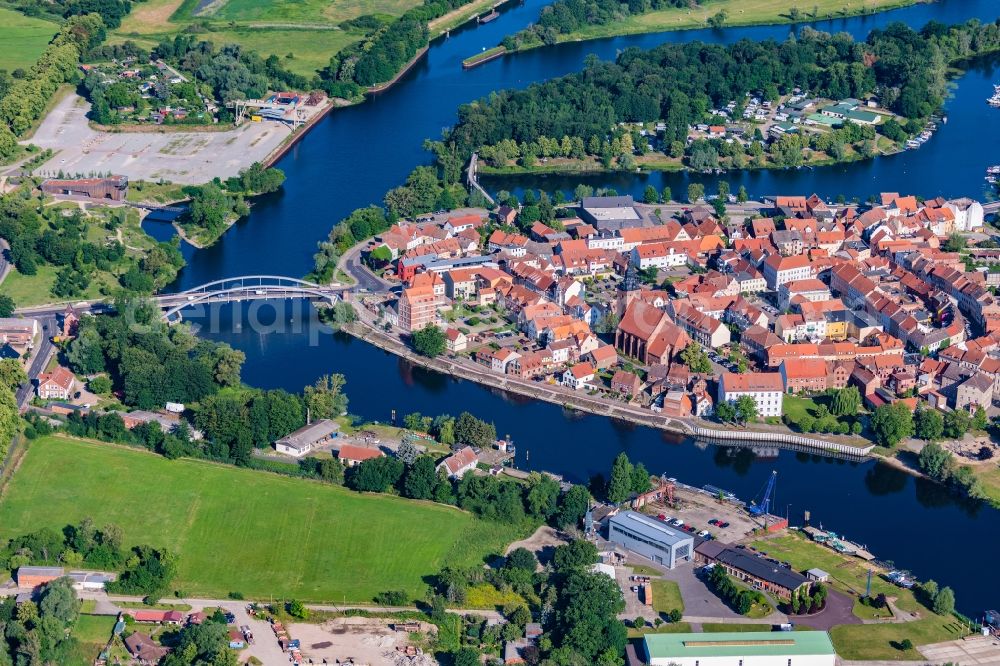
xmin=289 ymin=617 xmax=436 ymax=665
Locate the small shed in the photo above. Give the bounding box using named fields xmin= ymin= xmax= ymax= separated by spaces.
xmin=806 ymin=568 xmax=830 ymax=582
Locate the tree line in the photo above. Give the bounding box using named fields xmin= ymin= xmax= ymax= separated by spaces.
xmin=504 ymin=0 xmax=695 ymax=50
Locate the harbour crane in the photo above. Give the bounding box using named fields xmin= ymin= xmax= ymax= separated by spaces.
xmin=748 ymin=470 xmax=777 ymax=517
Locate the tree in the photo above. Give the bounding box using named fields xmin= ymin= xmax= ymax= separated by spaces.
xmin=0 ymin=294 xmax=14 ymax=317
xmin=870 ymin=402 xmax=914 ymax=447
xmin=715 ymin=401 xmax=737 ymax=423
xmin=643 ymin=184 xmax=659 ymax=204
xmin=943 ymin=233 xmax=966 ymax=252
xmin=412 ymin=325 xmax=446 ymax=357
xmin=506 ymin=547 xmax=538 ymax=571
xmin=707 ymin=9 xmax=728 ymax=27
xmin=396 ymin=438 xmax=420 ymax=465
xmin=0 ymin=383 xmax=19 ymax=460
xmin=973 ymin=406 xmax=989 ymax=431
xmin=680 ymin=343 xmax=711 ymax=373
xmin=286 ymin=600 xmax=309 ymax=619
xmin=87 ymin=375 xmax=112 ymax=394
xmin=348 ymin=456 xmax=404 ymax=492
xmin=607 ymin=452 xmax=634 ymax=503
xmin=402 ymin=455 xmax=438 ymax=499
xmin=943 ymin=409 xmax=970 ymax=439
xmin=918 ymin=442 xmax=953 ymax=481
xmin=687 ymin=183 xmax=705 ymax=203
xmin=556 ymin=484 xmax=590 ymax=529
xmin=631 ymin=462 xmax=652 ymax=494
xmin=830 ymin=386 xmax=861 ymax=416
xmin=454 ymin=648 xmax=481 ymax=666
xmin=735 ymin=395 xmax=758 ymax=424
xmin=915 ymin=408 xmax=944 ymax=441
xmin=551 ymin=570 xmax=626 ymax=663
xmin=303 ymin=373 xmax=349 ymax=418
xmin=0 ymin=359 xmax=27 ymax=390
xmin=736 ymin=185 xmax=748 ymax=203
xmin=932 ymin=586 xmax=955 ymax=615
xmin=526 ymin=473 xmax=560 ymax=519
xmin=454 ymin=411 xmax=496 ymax=447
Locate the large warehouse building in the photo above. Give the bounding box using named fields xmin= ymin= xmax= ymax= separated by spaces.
xmin=608 ymin=511 xmax=694 ymax=569
xmin=643 ymin=630 xmax=836 ymax=666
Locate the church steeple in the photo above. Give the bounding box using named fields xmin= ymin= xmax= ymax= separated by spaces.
xmin=621 ymin=259 xmax=639 ymax=293
xmin=616 ymin=258 xmax=640 ymax=317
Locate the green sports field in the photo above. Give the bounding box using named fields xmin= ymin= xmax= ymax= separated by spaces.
xmin=0 ymin=8 xmax=58 ymax=72
xmin=0 ymin=436 xmax=522 ymax=602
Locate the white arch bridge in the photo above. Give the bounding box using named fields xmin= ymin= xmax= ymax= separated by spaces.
xmin=157 ymin=275 xmax=343 ymax=322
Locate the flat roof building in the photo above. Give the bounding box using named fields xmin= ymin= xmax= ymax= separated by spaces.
xmin=580 ymin=196 xmax=643 ymax=231
xmin=643 ymin=630 xmax=836 ymax=666
xmin=608 ymin=511 xmax=694 ymax=569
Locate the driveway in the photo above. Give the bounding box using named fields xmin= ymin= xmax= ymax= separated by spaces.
xmin=659 ymin=564 xmax=747 ymax=620
xmin=788 ymin=587 xmax=859 ymax=631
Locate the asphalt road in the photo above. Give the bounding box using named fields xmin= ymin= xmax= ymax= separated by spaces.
xmin=15 ymin=315 xmax=57 ymax=409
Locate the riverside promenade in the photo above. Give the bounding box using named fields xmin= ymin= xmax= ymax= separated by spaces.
xmin=342 ymin=297 xmax=875 ymax=460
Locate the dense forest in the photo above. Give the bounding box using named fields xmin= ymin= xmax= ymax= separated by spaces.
xmin=448 ymin=20 xmax=1000 ymax=159
xmin=11 ymin=0 xmax=135 ymax=28
xmin=65 ymin=299 xmax=246 ymax=410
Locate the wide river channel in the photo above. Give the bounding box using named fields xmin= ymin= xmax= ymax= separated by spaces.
xmin=147 ymin=0 xmax=1000 ymax=615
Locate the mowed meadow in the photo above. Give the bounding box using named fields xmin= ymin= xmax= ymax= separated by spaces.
xmin=0 ymin=8 xmax=57 ymax=71
xmin=0 ymin=436 xmax=521 ymax=601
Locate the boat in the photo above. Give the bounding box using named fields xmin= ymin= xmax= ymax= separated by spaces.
xmin=986 ymin=165 xmax=1000 ymax=174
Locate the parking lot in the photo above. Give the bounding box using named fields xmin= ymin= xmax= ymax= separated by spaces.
xmin=27 ymin=94 xmax=317 ymax=184
xmin=643 ymin=485 xmax=762 ymax=545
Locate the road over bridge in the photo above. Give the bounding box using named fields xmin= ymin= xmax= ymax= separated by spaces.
xmin=14 ymin=275 xmax=346 ymax=322
xmin=158 ymin=275 xmax=342 ymax=321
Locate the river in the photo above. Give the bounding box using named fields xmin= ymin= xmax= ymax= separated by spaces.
xmin=154 ymin=0 xmax=1000 ymax=615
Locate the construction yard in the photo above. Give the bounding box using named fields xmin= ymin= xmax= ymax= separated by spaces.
xmin=26 ymin=94 xmax=329 ymax=184
xmin=289 ymin=617 xmax=436 ymax=666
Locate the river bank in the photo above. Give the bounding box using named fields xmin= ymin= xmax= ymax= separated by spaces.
xmin=492 ymin=0 xmax=921 ymax=57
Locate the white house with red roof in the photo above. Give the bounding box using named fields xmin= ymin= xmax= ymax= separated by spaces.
xmin=562 ymin=362 xmax=596 ymax=390
xmin=437 ymin=446 xmax=479 ymax=479
xmin=36 ymin=366 xmax=75 ymax=400
xmin=445 ymin=328 xmax=467 ymax=352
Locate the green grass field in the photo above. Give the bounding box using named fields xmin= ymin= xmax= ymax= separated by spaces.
xmin=0 ymin=8 xmax=58 ymax=72
xmin=535 ymin=0 xmax=916 ymax=47
xmin=0 ymin=436 xmax=524 ymax=602
xmin=1 ymin=263 xmax=120 ymax=308
xmin=751 ymin=531 xmax=924 ymax=613
xmin=109 ymin=0 xmax=424 ymax=78
xmin=830 ymin=617 xmax=968 ymax=660
xmin=651 ymin=579 xmax=684 ymax=615
xmin=203 ymin=0 xmax=421 ymax=25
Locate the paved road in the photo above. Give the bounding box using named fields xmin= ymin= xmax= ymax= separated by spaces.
xmin=15 ymin=315 xmax=57 ymax=410
xmin=337 ymin=241 xmax=394 ymax=292
xmin=0 ymin=239 xmax=10 ymax=286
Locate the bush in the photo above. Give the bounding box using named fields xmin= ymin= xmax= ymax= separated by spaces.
xmin=374 ymin=590 xmax=409 ymax=606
